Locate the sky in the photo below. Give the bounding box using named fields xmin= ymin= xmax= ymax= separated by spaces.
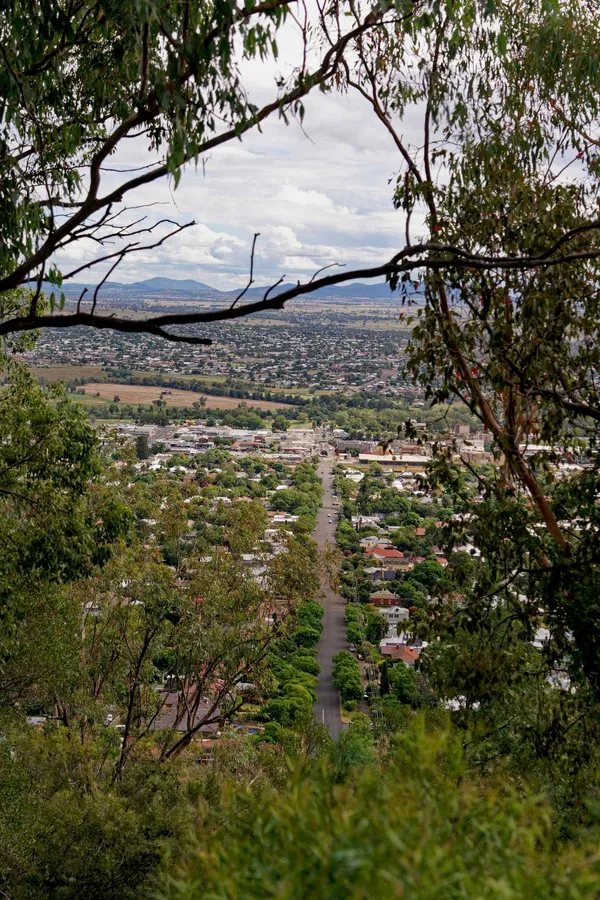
xmin=54 ymin=9 xmax=426 ymax=290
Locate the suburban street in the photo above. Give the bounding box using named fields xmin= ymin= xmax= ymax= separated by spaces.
xmin=313 ymin=453 xmax=348 ymax=739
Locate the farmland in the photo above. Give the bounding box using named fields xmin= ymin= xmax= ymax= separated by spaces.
xmin=31 ymin=364 xmax=105 ymax=382
xmin=80 ymin=383 xmax=291 ymax=410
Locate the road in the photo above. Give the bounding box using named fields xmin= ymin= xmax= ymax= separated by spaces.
xmin=312 ymin=453 xmax=348 ymax=739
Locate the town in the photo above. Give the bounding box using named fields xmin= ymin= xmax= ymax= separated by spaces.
xmin=21 ymin=282 xmax=592 ymax=744
xmin=35 ymin=384 xmax=580 ymax=743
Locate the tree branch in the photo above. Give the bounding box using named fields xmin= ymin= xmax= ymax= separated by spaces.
xmin=231 ymin=232 xmax=260 ymax=308
xmin=4 ymin=235 xmax=600 ymax=345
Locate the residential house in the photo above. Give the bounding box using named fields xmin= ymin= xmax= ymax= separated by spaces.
xmin=359 ymin=536 xmax=392 ymax=549
xmin=380 ymin=605 xmax=410 ymax=637
xmin=364 ymin=546 xmax=406 ymax=569
xmin=152 ymin=690 xmax=221 ymax=735
xmin=364 ymin=566 xmax=384 ymax=583
xmin=369 ymin=589 xmax=400 ymax=606
xmin=351 ymin=515 xmax=384 ymax=529
xmin=380 ymin=645 xmax=420 ymax=665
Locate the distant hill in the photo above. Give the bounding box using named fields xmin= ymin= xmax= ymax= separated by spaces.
xmin=224 ymin=281 xmax=412 ymax=300
xmin=134 ymin=276 xmax=215 ymax=291
xmin=59 ymin=275 xmax=417 ymax=302
xmin=59 ymin=277 xmax=215 ymax=297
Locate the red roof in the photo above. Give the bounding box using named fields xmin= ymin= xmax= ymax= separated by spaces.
xmin=364 ymin=545 xmax=404 ymax=559
xmin=382 ymin=646 xmax=420 ymax=665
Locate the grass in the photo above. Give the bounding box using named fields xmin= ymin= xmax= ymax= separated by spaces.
xmin=70 ymin=392 xmax=112 ymax=407
xmin=28 ymin=363 xmax=335 ymax=402
xmin=80 ymin=382 xmax=291 ymax=410
xmin=29 ymin=364 xmax=105 ymax=382
xmin=340 ymin=703 xmax=361 ymax=724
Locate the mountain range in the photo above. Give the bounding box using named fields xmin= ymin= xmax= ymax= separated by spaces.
xmin=59 ymin=276 xmax=414 ymax=302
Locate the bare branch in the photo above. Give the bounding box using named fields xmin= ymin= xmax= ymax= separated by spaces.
xmin=309 ymin=261 xmax=344 ymax=283
xmin=263 ymin=275 xmax=286 ymax=301
xmin=30 ymin=259 xmax=45 ymax=318
xmin=51 ymin=221 xmax=195 ymax=284
xmin=76 ymin=286 xmax=87 ymax=315
xmin=91 ymin=252 xmax=127 ymax=314
xmin=4 ymin=233 xmax=600 ymax=347
xmin=231 ymin=232 xmax=260 ymax=309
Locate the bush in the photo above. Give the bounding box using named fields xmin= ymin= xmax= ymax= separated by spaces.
xmin=162 ymin=720 xmax=600 ymax=898
xmin=343 ymin=700 xmax=358 ymax=713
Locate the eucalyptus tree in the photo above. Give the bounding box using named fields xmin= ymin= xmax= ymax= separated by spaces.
xmin=334 ymin=0 xmax=600 ymax=786
xmin=0 ymin=361 xmax=108 ymax=669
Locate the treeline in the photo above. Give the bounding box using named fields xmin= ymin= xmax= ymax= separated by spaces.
xmin=86 ymin=403 xmax=306 ymax=429
xmin=102 ymin=372 xmax=310 ymax=407
xmin=262 ymin=599 xmax=324 ymax=735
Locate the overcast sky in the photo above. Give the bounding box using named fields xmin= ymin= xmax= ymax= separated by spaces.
xmin=55 ymin=11 xmax=427 ymax=290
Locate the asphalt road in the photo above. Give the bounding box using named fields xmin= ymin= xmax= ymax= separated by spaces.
xmin=313 ymin=455 xmax=348 ymax=739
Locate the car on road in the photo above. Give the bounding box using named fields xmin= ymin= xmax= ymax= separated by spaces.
xmin=348 ymin=645 xmax=356 ymax=653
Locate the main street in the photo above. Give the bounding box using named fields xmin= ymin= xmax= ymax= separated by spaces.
xmin=313 ymin=452 xmax=348 ymax=739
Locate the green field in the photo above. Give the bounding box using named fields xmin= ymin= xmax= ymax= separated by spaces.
xmin=27 ymin=364 xmax=338 ymax=402
xmin=30 ymin=364 xmax=105 ymax=382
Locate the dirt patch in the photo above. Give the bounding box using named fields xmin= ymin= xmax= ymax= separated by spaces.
xmin=80 ymin=383 xmax=291 ymax=410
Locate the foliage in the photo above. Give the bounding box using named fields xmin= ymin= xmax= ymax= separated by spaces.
xmin=160 ymin=720 xmax=600 ymax=899
xmin=0 ymin=727 xmax=194 ymax=899
xmin=0 ymin=364 xmax=102 ymax=656
xmin=408 ymin=559 xmax=445 ymax=592
xmin=332 ymin=651 xmax=363 ymax=704
xmin=389 ymin=663 xmax=417 ymax=705
xmin=345 ymin=602 xmax=365 ymax=647
xmin=365 ymin=605 xmax=387 ymax=645
xmin=135 ymin=434 xmax=150 ymax=460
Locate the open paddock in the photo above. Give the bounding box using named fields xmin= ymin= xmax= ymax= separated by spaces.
xmin=80 ymin=383 xmax=291 ymax=410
